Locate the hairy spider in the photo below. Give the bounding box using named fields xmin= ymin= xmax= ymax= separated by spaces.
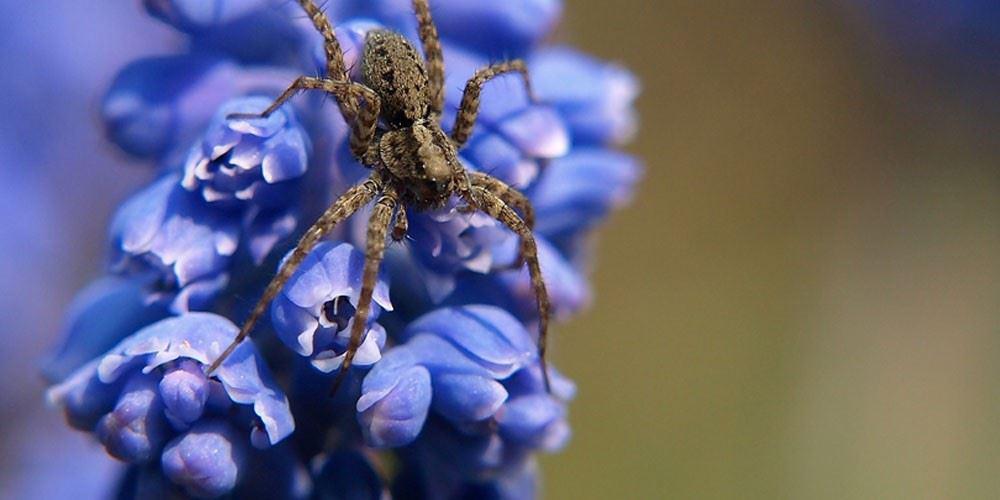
xmin=207 ymin=0 xmax=552 ymax=393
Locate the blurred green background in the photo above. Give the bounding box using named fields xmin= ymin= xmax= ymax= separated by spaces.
xmin=544 ymin=1 xmax=1000 ymax=498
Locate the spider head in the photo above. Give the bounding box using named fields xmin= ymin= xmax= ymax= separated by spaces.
xmin=380 ymin=121 xmax=459 ymax=207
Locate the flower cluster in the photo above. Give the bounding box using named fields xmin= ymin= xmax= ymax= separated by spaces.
xmin=46 ymin=0 xmax=640 ymax=497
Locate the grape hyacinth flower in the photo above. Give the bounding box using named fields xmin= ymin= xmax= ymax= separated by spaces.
xmin=271 ymin=241 xmax=392 ymax=372
xmin=47 ymin=0 xmax=640 ymax=497
xmin=48 ymin=314 xmax=294 ymax=497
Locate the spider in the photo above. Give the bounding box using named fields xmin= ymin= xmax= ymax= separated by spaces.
xmin=207 ymin=0 xmax=552 ymax=393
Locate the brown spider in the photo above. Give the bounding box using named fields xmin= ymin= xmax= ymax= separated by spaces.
xmin=207 ymin=0 xmax=552 ymax=393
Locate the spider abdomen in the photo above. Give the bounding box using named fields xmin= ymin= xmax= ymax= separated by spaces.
xmin=362 ymin=30 xmax=430 ymax=126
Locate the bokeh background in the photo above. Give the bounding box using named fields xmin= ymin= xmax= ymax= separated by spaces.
xmin=2 ymin=1 xmax=998 ymax=498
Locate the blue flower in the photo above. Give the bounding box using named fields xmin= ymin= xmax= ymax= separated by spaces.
xmin=110 ymin=174 xmax=241 ymax=312
xmin=46 ymin=0 xmax=642 ymax=497
xmin=530 ymin=148 xmax=642 ymax=251
xmin=357 ymin=305 xmax=572 ymax=455
xmin=531 ymin=47 xmax=641 ymax=146
xmin=47 ymin=313 xmax=294 ymax=497
xmin=271 ymin=241 xmax=392 ymax=372
xmin=102 ymin=54 xmax=241 ymax=160
xmin=43 ymin=275 xmax=171 ymax=384
xmin=144 ymin=0 xmax=275 ymax=33
xmin=181 ymin=96 xmax=311 ymax=210
xmin=454 ymin=236 xmax=591 ymax=322
xmin=401 ymin=203 xmax=513 ymax=302
xmin=160 ymin=420 xmax=243 ymax=497
xmin=102 ymin=55 xmax=297 ymax=162
xmin=337 ymin=0 xmax=561 ymax=58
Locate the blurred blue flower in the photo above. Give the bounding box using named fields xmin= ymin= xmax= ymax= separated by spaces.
xmin=530 ymin=148 xmax=642 ymax=252
xmin=335 ymin=0 xmax=560 ymax=58
xmin=531 ymin=47 xmax=641 ymax=146
xmin=103 ymin=54 xmax=239 ymax=159
xmin=144 ymin=0 xmax=275 ymax=34
xmin=48 ymin=313 xmax=294 ymax=497
xmin=455 ymin=236 xmax=592 ymax=322
xmin=43 ymin=276 xmax=171 ymax=383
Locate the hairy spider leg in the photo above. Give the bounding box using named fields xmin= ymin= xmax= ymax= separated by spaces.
xmin=298 ymin=0 xmax=348 ymax=80
xmin=468 ymin=172 xmax=535 ymax=229
xmin=227 ymin=76 xmax=381 ymax=161
xmin=468 ymin=171 xmax=536 ymax=269
xmin=392 ymin=203 xmax=409 ymax=242
xmin=412 ymin=0 xmax=446 ymax=115
xmin=463 ymin=186 xmax=552 ymax=391
xmin=451 ymin=60 xmax=537 ymax=148
xmin=329 ymin=189 xmax=399 ymax=395
xmin=207 ymin=176 xmax=383 ymax=374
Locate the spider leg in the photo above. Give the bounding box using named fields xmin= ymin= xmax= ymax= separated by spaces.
xmin=451 ymin=60 xmax=537 ymax=148
xmin=324 ymin=80 xmax=382 ymax=163
xmin=392 ymin=203 xmax=409 ymax=242
xmin=462 ymin=186 xmax=552 ymax=392
xmin=226 ymin=76 xmax=330 ymax=120
xmin=411 ymin=0 xmax=445 ymax=115
xmin=469 ymin=171 xmax=535 ymax=269
xmin=207 ymin=175 xmax=383 ymax=374
xmin=329 ymin=188 xmax=399 ymax=396
xmin=228 ymin=76 xmax=382 ymax=163
xmin=298 ymin=0 xmax=348 ymax=80
xmin=469 ymin=172 xmax=534 ymax=229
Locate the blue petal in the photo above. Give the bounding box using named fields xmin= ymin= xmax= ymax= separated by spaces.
xmin=161 ymin=420 xmax=245 ymax=498
xmin=431 ymin=373 xmax=508 ymax=424
xmin=430 ymin=0 xmax=562 ymax=58
xmin=245 ymin=207 xmax=298 ymax=264
xmin=43 ymin=275 xmax=170 ymax=383
xmin=145 ymin=0 xmax=273 ymax=33
xmin=92 ymin=313 xmax=295 ymax=445
xmin=530 ymin=148 xmax=642 ymax=242
xmin=462 ymin=133 xmax=538 ymax=188
xmin=182 ymin=96 xmax=310 ymax=210
xmin=496 ymin=394 xmax=566 ymax=448
xmin=102 ymin=54 xmax=239 ymax=159
xmin=272 ymin=292 xmax=321 ymax=356
xmin=495 ymin=106 xmax=569 ymax=160
xmin=357 ymin=363 xmax=432 ymax=448
xmin=357 ymin=343 xmax=424 ymax=409
xmin=282 ymin=242 xmax=392 ymax=311
xmin=159 ymin=360 xmax=211 ymax=429
xmin=110 ymin=174 xmax=242 ymax=312
xmin=282 ymin=243 xmax=334 ymax=308
xmin=531 ymin=47 xmax=640 ymax=145
xmin=96 ymin=373 xmax=169 ymax=464
xmin=272 ymin=242 xmax=392 ymax=368
xmin=187 ymin=7 xmax=307 ymax=64
xmin=403 ymin=334 xmax=512 ymax=380
xmin=47 ymin=360 xmax=123 ymax=432
xmin=492 ymin=236 xmax=592 ymax=320
xmin=403 ymin=306 xmax=536 ymax=378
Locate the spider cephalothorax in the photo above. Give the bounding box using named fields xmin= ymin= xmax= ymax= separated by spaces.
xmin=208 ymin=0 xmax=551 ymax=393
